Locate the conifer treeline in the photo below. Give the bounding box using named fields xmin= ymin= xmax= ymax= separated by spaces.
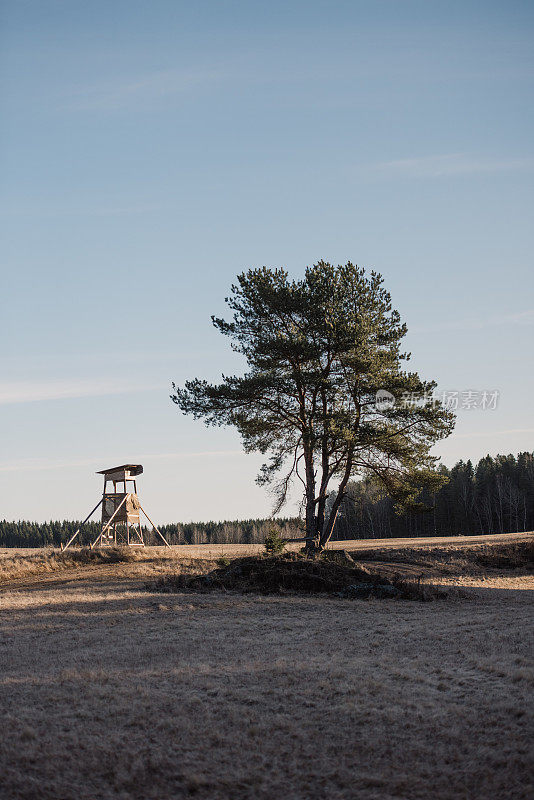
xmin=0 ymin=517 xmax=300 ymax=549
xmin=1 ymin=452 xmax=532 ymax=548
xmin=334 ymin=451 xmax=534 ymax=540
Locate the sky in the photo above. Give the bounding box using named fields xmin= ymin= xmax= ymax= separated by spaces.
xmin=1 ymin=0 xmax=533 ymax=523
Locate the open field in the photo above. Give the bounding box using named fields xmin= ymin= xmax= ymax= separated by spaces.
xmin=2 ymin=530 xmax=532 ymax=559
xmin=0 ymin=534 xmax=533 ymax=799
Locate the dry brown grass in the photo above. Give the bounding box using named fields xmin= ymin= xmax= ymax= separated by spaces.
xmin=2 ymin=533 xmax=531 ymax=586
xmin=349 ymin=538 xmax=534 ymax=573
xmin=2 ymin=530 xmax=531 ymax=562
xmin=0 ymin=536 xmax=532 ymax=799
xmin=0 ymin=546 xmax=140 ymax=583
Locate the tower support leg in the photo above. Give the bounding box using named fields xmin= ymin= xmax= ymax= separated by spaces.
xmin=139 ymin=505 xmax=171 ymax=547
xmin=91 ymin=495 xmax=128 ymax=549
xmin=63 ymin=499 xmax=103 ymax=550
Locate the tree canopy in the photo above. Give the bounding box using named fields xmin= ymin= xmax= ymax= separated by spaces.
xmin=172 ymin=261 xmax=455 ymax=549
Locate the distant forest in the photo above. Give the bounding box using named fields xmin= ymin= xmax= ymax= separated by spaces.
xmin=334 ymin=451 xmax=534 ymax=540
xmin=1 ymin=452 xmax=532 ymax=548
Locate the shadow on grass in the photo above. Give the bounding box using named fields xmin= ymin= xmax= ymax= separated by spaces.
xmin=345 ymin=539 xmax=534 ymax=574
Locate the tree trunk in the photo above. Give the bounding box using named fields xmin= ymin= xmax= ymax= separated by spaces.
xmin=303 ymin=443 xmax=317 ymax=550
xmin=318 ymin=448 xmax=354 ymax=550
xmin=315 ymin=494 xmax=327 ymax=541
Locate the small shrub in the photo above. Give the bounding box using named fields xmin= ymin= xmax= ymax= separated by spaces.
xmin=217 ymin=556 xmax=231 ymax=567
xmin=264 ymin=528 xmax=286 ymax=556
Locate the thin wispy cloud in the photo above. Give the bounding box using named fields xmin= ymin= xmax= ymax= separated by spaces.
xmin=1 ymin=347 xmax=214 ymax=373
xmin=68 ymin=67 xmax=227 ymax=111
xmin=0 ymin=451 xmax=244 ymax=473
xmin=497 ymin=309 xmax=534 ymax=326
xmin=449 ymin=428 xmax=534 ymax=440
xmin=360 ymin=153 xmax=534 ymax=178
xmin=411 ymin=309 xmax=534 ymax=334
xmin=0 ymin=201 xmax=166 ymax=219
xmin=0 ymin=378 xmax=160 ymax=406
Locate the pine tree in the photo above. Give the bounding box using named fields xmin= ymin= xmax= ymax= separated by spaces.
xmin=172 ymin=262 xmax=455 ymax=550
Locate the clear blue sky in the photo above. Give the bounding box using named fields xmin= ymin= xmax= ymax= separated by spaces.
xmin=1 ymin=0 xmax=533 ymax=523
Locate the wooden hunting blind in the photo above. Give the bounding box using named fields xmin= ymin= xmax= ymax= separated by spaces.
xmin=63 ymin=464 xmax=170 ymax=549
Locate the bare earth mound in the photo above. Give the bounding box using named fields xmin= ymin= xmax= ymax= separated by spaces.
xmin=150 ymin=551 xmax=446 ymax=600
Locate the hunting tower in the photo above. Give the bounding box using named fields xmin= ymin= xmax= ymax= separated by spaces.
xmin=63 ymin=464 xmax=170 ymax=549
xmin=98 ymin=464 xmax=144 ymax=546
